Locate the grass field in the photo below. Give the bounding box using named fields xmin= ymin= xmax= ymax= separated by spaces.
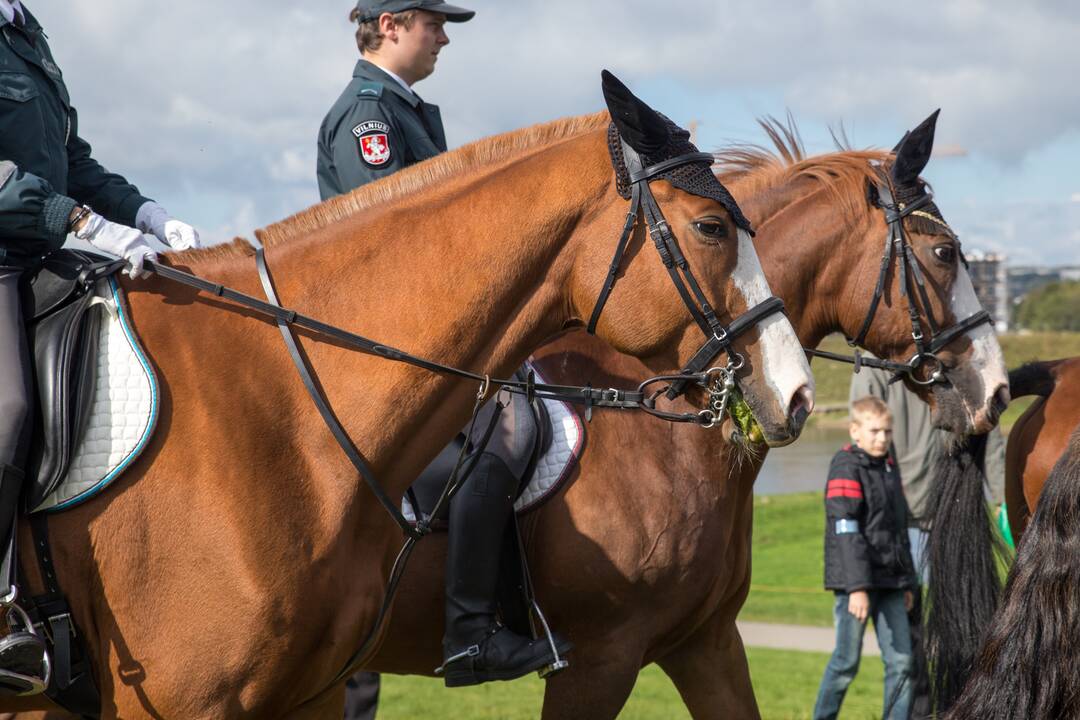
xmin=379 ymin=648 xmax=887 ymax=719
xmin=741 ymin=492 xmax=833 ymax=626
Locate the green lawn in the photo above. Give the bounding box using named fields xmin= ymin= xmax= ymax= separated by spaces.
xmin=742 ymin=492 xmax=833 ymax=627
xmin=379 ymin=648 xmax=887 ymax=719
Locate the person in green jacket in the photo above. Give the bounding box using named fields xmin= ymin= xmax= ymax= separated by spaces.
xmin=0 ymin=1 xmax=201 ymax=694
xmin=317 ymin=0 xmax=474 ymax=200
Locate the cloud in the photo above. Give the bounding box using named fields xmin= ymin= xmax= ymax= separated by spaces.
xmin=1071 ymin=192 xmax=1080 ymax=203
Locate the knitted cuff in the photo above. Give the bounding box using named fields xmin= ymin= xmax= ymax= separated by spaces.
xmin=40 ymin=193 xmax=78 ymax=250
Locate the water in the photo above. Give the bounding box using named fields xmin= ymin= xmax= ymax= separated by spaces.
xmin=754 ymin=424 xmax=851 ymax=495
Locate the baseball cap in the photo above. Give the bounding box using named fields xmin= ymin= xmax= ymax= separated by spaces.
xmin=354 ymin=0 xmax=476 ymax=23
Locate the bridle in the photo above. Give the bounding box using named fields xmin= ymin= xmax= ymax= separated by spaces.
xmin=587 ymin=135 xmax=786 ymax=419
xmin=807 ymin=172 xmax=991 ymax=385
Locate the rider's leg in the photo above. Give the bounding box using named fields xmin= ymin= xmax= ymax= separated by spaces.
xmin=441 ymin=451 xmax=570 ymax=687
xmin=0 ymin=267 xmax=46 ymax=691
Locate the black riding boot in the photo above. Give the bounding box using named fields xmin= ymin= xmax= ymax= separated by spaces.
xmin=0 ymin=464 xmax=46 ymax=695
xmin=440 ymin=453 xmax=570 ymax=687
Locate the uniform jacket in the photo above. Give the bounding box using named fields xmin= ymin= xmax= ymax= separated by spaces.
xmin=0 ymin=5 xmax=151 ymax=265
xmin=317 ymin=59 xmax=447 ymax=200
xmin=823 ymin=443 xmax=917 ymax=593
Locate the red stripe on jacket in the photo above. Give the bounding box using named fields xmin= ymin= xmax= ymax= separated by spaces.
xmin=827 ymin=488 xmax=864 ymax=499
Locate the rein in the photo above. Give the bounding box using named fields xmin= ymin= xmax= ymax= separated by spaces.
xmin=805 ymin=174 xmax=991 ymax=384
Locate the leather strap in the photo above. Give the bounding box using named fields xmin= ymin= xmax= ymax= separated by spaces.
xmin=26 ymin=514 xmax=101 ymax=717
xmin=255 ymin=249 xmax=419 ymax=539
xmin=820 ymin=174 xmax=993 ymax=383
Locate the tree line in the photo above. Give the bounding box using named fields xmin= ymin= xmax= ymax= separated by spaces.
xmin=1014 ymin=280 xmax=1080 ymax=331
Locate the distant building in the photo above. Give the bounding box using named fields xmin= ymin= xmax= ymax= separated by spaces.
xmin=967 ymin=251 xmax=1009 ymax=332
xmin=1009 ymin=266 xmax=1065 ymax=306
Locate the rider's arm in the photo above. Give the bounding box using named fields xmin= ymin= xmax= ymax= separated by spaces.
xmin=65 ymin=106 xmax=153 ymax=227
xmin=0 ymin=160 xmax=78 ymax=255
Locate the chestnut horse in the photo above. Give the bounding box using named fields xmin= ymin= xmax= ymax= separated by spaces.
xmin=936 ymin=357 xmax=1080 ymax=720
xmin=361 ymin=119 xmax=1009 ymax=719
xmin=1002 ymin=357 xmax=1080 ymax=540
xmin=1 ymin=84 xmax=816 ymax=717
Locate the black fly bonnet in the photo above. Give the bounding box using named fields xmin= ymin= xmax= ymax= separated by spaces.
xmin=590 ymin=71 xmax=785 ymax=410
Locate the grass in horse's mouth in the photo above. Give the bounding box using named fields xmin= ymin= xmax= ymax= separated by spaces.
xmin=730 ymin=388 xmax=765 ymax=445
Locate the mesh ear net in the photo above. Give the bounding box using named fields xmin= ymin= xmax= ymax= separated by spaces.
xmin=607 ymin=120 xmax=754 ymax=235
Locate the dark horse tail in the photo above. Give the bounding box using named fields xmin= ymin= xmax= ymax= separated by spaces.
xmin=945 ymin=421 xmax=1080 ymax=719
xmin=1009 ymin=359 xmax=1060 ymax=399
xmin=917 ymin=432 xmax=1010 ymax=713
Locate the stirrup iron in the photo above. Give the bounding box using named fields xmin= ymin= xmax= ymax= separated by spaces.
xmin=532 ymin=601 xmax=569 ymax=679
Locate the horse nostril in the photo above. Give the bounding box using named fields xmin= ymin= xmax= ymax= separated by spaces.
xmin=991 ymin=385 xmax=1010 ymax=418
xmin=789 ymin=385 xmax=815 ymax=429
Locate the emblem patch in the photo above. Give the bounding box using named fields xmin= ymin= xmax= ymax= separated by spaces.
xmin=353 ymin=120 xmax=392 ymax=167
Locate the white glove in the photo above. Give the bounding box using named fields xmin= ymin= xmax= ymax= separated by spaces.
xmin=136 ymin=201 xmax=201 ymax=250
xmin=76 ymin=213 xmax=158 ymax=279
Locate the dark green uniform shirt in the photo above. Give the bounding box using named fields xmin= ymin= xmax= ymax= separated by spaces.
xmin=0 ymin=5 xmax=152 ymax=265
xmin=317 ymin=59 xmax=447 ymax=200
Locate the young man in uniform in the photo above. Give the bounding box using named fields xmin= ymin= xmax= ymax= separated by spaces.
xmin=0 ymin=1 xmax=200 ymax=693
xmin=320 ymin=3 xmax=569 ymax=712
xmin=317 ymin=0 xmax=473 ymax=200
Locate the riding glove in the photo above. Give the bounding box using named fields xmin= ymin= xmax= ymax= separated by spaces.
xmin=136 ymin=201 xmax=201 ymax=250
xmin=75 ymin=213 xmax=158 ymax=279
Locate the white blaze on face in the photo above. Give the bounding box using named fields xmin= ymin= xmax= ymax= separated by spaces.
xmin=951 ymin=265 xmax=1008 ymax=414
xmin=731 ymin=229 xmax=815 ymax=417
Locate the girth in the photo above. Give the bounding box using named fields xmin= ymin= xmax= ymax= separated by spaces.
xmin=806 ymin=174 xmax=991 ymax=385
xmin=586 ymin=138 xmax=786 ymax=406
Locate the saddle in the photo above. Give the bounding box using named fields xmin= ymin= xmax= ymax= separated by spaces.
xmin=23 ymin=250 xmax=159 ymax=513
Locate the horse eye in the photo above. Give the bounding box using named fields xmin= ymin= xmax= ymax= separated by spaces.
xmin=693 ymin=220 xmax=729 ymax=240
xmin=933 ymin=244 xmax=956 ymax=264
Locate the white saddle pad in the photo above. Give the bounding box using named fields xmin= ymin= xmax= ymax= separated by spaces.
xmin=35 ymin=277 xmax=159 ymax=512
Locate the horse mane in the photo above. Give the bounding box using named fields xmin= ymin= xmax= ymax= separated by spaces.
xmin=715 ymin=116 xmax=890 ymax=220
xmin=167 ymin=112 xmax=610 ymax=264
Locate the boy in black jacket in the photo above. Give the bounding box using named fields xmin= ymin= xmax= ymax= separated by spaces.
xmin=813 ymin=397 xmax=917 ymax=720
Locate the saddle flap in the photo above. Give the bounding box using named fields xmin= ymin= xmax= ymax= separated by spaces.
xmin=25 ymin=278 xmax=101 ymax=508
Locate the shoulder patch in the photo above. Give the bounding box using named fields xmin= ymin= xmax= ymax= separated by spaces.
xmin=353 ymin=121 xmax=392 ymax=167
xmin=357 ymin=81 xmax=384 ymax=100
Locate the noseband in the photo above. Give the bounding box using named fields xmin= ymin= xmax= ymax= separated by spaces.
xmin=586 ymin=137 xmax=786 ymax=422
xmin=808 ymin=173 xmax=992 ymax=385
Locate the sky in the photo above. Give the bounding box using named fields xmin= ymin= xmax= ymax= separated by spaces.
xmin=39 ymin=0 xmax=1079 ymax=266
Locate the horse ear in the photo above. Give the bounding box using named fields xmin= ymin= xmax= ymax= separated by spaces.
xmin=601 ymin=69 xmax=669 ymax=155
xmin=891 ymin=109 xmax=940 ymax=185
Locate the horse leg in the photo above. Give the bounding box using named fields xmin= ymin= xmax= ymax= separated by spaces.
xmin=656 ymin=615 xmax=759 ymax=720
xmin=538 ymin=642 xmax=642 ymax=720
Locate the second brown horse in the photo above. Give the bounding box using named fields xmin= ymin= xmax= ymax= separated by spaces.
xmin=368 ymin=118 xmax=1009 ymax=719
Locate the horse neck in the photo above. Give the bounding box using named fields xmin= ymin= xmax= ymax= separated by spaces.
xmin=738 ymin=179 xmax=863 ymax=350
xmin=215 ymin=128 xmax=613 ymax=499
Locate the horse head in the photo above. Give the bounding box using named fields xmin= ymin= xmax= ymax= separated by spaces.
xmin=581 ymin=71 xmax=814 ymax=446
xmin=858 ymin=111 xmax=1008 ymax=434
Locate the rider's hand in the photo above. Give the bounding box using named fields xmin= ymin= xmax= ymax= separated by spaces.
xmin=848 ymin=590 xmax=870 ymax=623
xmin=904 ymin=590 xmax=915 ymax=612
xmin=136 ymin=201 xmax=201 ymax=250
xmin=76 ymin=212 xmax=158 ymax=279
